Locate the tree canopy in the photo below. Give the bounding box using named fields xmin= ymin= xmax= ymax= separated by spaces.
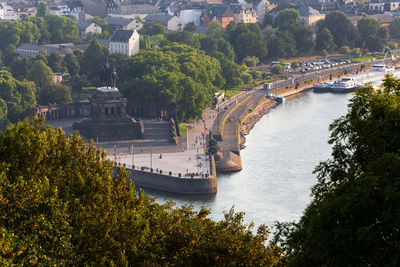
xmin=317 ymin=11 xmax=358 ymax=48
xmin=0 ymin=70 xmax=36 ymax=124
xmin=118 ymin=44 xmax=224 ymax=121
xmin=276 ymin=75 xmax=400 ymax=266
xmin=0 ymin=117 xmax=283 ymax=265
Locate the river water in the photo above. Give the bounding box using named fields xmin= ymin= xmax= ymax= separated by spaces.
xmin=145 ymin=92 xmax=352 ymax=228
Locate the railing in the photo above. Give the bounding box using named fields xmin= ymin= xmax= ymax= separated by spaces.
xmin=113 ymin=160 xmax=212 ymax=179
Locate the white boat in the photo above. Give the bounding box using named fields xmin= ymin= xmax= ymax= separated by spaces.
xmin=331 ymin=77 xmax=360 ymax=93
xmin=370 ymin=64 xmax=394 ymax=73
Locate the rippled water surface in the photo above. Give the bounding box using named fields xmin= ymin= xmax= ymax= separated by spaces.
xmin=146 ymin=92 xmax=352 ymax=228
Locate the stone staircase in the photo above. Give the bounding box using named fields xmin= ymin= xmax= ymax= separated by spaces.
xmin=142 ymin=120 xmax=171 ymax=141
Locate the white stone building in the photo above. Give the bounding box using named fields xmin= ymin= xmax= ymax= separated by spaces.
xmin=109 ymin=29 xmax=140 ymax=56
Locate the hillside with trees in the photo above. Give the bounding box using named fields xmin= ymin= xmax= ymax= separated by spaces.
xmin=0 ymin=117 xmax=283 ymax=265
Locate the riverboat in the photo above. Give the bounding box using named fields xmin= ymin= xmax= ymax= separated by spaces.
xmin=331 ymin=77 xmax=362 ymax=93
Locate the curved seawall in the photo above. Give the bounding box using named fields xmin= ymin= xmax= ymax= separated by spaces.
xmin=123 ymin=155 xmax=218 ymax=195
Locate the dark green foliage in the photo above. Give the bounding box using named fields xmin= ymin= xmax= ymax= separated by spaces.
xmin=36 ymin=1 xmax=48 ymax=17
xmin=47 ymin=51 xmax=65 ymax=73
xmin=357 ymin=18 xmax=380 ymax=40
xmin=365 ymin=35 xmax=384 ymax=52
xmin=268 ymin=9 xmax=313 ymax=58
xmin=317 ymin=11 xmax=358 ymax=48
xmin=315 ymin=27 xmax=335 ymax=51
xmin=0 ymin=118 xmax=283 ymax=265
xmin=80 ymin=39 xmax=108 ymax=81
xmin=118 ymin=44 xmax=224 ymax=121
xmin=184 ymin=22 xmax=197 ymax=32
xmin=227 ymin=23 xmax=268 ymax=62
xmin=0 ymin=70 xmax=36 ymax=123
xmin=45 ymin=15 xmax=79 ymax=43
xmin=166 ymin=31 xmax=201 ymax=49
xmin=389 ymin=17 xmax=400 ymax=40
xmin=39 ymin=83 xmax=71 ymax=105
xmin=63 ymin=52 xmax=80 ymax=76
xmin=276 ymin=75 xmax=400 ymax=266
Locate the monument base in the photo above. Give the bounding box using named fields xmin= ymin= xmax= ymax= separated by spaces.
xmin=73 ymin=117 xmax=144 ymax=141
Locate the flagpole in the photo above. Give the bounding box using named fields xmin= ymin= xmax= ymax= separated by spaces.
xmin=131 ymin=144 xmax=134 ymax=169
xmin=150 ymin=145 xmax=152 ymax=169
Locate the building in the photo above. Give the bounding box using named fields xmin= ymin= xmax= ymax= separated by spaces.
xmin=109 ymin=29 xmax=140 ymax=56
xmin=201 ymin=5 xmax=235 ymax=28
xmin=368 ymin=0 xmax=400 ymax=13
xmin=178 ymin=8 xmax=203 ymax=27
xmin=106 ymin=16 xmax=142 ymax=30
xmin=16 ymin=43 xmax=88 ymax=58
xmin=297 ymin=5 xmax=325 ymax=26
xmin=0 ymin=2 xmax=18 ymax=20
xmin=76 ymin=21 xmax=102 ymax=39
xmin=231 ymin=4 xmax=258 ymax=24
xmin=144 ymin=13 xmax=182 ymax=31
xmin=349 ymin=13 xmax=393 ymax=26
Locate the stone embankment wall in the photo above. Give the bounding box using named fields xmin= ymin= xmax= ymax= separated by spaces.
xmin=117 ymin=155 xmax=218 ymax=195
xmin=239 ymin=99 xmax=278 ymax=149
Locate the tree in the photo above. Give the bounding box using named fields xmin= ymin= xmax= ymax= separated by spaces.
xmin=118 ymin=44 xmax=224 ymax=121
xmin=350 ymin=48 xmax=362 ymax=58
xmin=365 ymin=35 xmax=384 ymax=52
xmin=321 ymin=49 xmax=328 ymax=58
xmin=48 ymin=51 xmax=65 ymax=73
xmin=389 ymin=17 xmax=400 ymax=40
xmin=242 ymin=56 xmax=259 ymax=67
xmin=0 ymin=70 xmax=36 ymax=122
xmin=39 ymin=83 xmax=71 ymax=105
xmin=291 ymin=61 xmax=299 ymax=69
xmin=36 ymin=1 xmax=48 ymax=18
xmin=271 ymin=64 xmax=284 ymax=75
xmin=315 ymin=28 xmax=335 ymax=51
xmin=207 ymin=21 xmax=225 ymax=38
xmin=28 ymin=60 xmax=53 ymax=89
xmin=81 ymin=39 xmax=107 ymax=81
xmin=45 ymin=15 xmax=79 ymax=43
xmin=227 ymin=23 xmax=268 ymax=62
xmin=268 ymin=31 xmax=296 ymax=59
xmin=276 ymin=75 xmax=400 ymax=266
xmin=357 ymin=18 xmax=380 ymax=40
xmin=340 ymin=45 xmax=351 ymax=56
xmin=293 ymin=26 xmax=314 ymax=54
xmin=184 ymin=22 xmax=197 ymax=32
xmin=166 ymin=31 xmax=201 ymax=49
xmin=0 ymin=117 xmax=283 ymax=265
xmin=275 ymin=9 xmax=300 ymax=30
xmin=377 ymin=26 xmax=389 ymax=40
xmin=63 ymin=52 xmax=80 ymax=76
xmin=317 ymin=11 xmax=358 ymax=48
xmin=140 ymin=24 xmax=166 ymax=36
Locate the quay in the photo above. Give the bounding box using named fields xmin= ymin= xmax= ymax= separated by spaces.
xmin=109 ymin=58 xmax=400 ymax=193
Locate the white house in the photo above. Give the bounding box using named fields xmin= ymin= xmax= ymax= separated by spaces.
xmin=76 ymin=21 xmax=102 ymax=39
xmin=0 ymin=3 xmax=18 ymax=20
xmin=109 ymin=29 xmax=140 ymax=56
xmin=144 ymin=13 xmax=182 ymax=31
xmin=178 ymin=9 xmax=203 ymax=27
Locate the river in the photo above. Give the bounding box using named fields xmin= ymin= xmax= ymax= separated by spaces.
xmin=145 ymin=92 xmax=352 ymax=228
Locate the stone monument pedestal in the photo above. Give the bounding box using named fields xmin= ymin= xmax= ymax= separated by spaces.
xmin=73 ymin=87 xmax=144 ymax=141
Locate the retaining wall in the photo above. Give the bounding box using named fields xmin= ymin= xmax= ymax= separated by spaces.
xmin=118 ymin=155 xmax=218 ymax=195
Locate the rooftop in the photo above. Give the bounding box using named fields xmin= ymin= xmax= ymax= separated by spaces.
xmin=106 ymin=16 xmax=135 ymax=26
xmin=110 ymin=29 xmax=135 ymax=42
xmin=144 ymin=13 xmax=173 ymax=22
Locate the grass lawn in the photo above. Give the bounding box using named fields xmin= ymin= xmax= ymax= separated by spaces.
xmin=179 ymin=123 xmax=187 ymax=135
